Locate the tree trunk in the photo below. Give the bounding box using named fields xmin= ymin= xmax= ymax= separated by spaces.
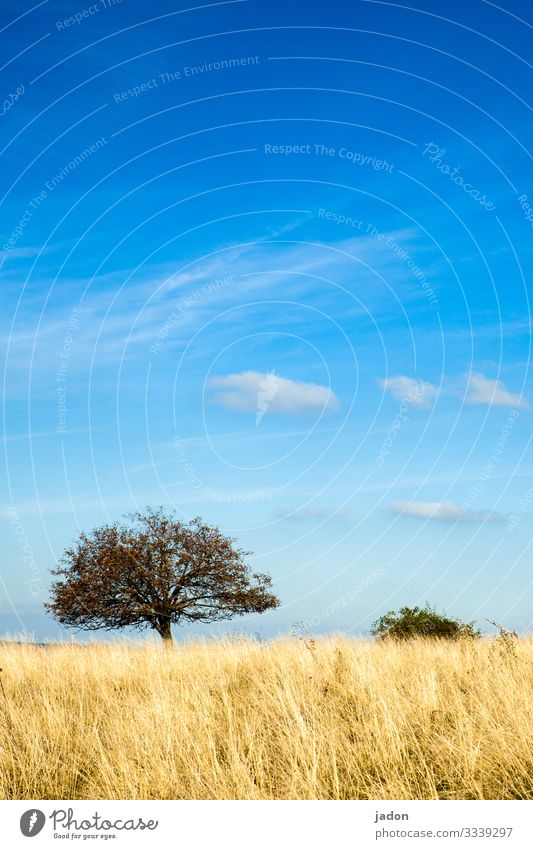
xmin=156 ymin=617 xmax=173 ymax=645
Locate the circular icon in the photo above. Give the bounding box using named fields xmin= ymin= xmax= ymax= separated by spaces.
xmin=20 ymin=810 xmax=46 ymax=837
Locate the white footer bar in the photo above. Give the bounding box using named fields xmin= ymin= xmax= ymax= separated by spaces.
xmin=1 ymin=800 xmax=530 ymax=848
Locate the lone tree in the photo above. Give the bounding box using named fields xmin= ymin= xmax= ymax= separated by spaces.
xmin=370 ymin=603 xmax=480 ymax=641
xmin=45 ymin=507 xmax=279 ymax=643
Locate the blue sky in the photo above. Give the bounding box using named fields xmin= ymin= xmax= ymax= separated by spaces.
xmin=1 ymin=0 xmax=532 ymax=640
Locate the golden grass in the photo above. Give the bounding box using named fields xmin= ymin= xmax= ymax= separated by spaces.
xmin=0 ymin=636 xmax=532 ymax=800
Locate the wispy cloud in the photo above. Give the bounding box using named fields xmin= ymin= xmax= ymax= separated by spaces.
xmin=207 ymin=371 xmax=340 ymax=417
xmin=2 ymin=227 xmax=440 ymax=383
xmin=0 ymin=245 xmax=50 ymax=263
xmin=273 ymin=506 xmax=351 ymax=521
xmin=465 ymin=373 xmax=526 ymax=408
xmin=0 ymin=426 xmax=101 ymax=443
xmin=378 ymin=375 xmax=438 ymax=407
xmin=379 ymin=372 xmax=526 ymax=410
xmin=390 ymin=500 xmax=505 ymax=523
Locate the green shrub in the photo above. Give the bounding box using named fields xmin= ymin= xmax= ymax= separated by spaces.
xmin=370 ymin=603 xmax=481 ymax=641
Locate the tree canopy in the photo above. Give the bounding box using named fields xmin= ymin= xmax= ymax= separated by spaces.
xmin=45 ymin=507 xmax=279 ymax=642
xmin=370 ymin=603 xmax=480 ymax=641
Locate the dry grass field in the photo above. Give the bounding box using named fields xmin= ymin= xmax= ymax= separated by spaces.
xmin=0 ymin=636 xmax=532 ymax=800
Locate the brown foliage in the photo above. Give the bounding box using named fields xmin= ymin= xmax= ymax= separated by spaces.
xmin=45 ymin=507 xmax=279 ymax=642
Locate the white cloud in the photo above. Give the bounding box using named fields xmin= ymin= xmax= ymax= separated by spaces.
xmin=465 ymin=373 xmax=525 ymax=408
xmin=207 ymin=371 xmax=340 ymax=418
xmin=390 ymin=500 xmax=504 ymax=523
xmin=378 ymin=375 xmax=438 ymax=407
xmin=391 ymin=500 xmax=465 ymax=521
xmin=379 ymin=372 xmax=526 ymax=411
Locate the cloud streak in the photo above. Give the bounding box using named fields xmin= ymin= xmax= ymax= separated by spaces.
xmin=390 ymin=500 xmax=505 ymax=523
xmin=273 ymin=506 xmax=351 ymax=521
